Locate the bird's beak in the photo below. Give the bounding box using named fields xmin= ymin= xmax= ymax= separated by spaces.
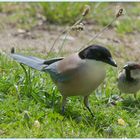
xmin=106 ymin=57 xmax=117 ymax=67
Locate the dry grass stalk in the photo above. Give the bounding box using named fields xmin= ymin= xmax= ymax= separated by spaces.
xmin=79 ymin=8 xmax=124 ymax=51
xmin=47 ymin=5 xmax=90 ymax=57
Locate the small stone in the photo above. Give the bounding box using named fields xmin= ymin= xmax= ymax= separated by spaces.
xmin=118 ymin=118 xmax=125 ymax=126
xmin=17 ymin=29 xmax=26 ymax=34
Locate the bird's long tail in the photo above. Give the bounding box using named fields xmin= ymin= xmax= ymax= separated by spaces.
xmin=11 ymin=48 xmax=63 ymax=71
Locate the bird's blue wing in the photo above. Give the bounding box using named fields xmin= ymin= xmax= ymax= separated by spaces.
xmin=42 ymin=62 xmax=72 ymax=82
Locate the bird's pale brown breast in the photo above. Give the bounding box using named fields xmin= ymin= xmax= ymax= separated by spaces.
xmin=55 ymin=54 xmax=106 ymax=97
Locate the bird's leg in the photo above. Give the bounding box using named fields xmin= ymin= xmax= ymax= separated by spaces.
xmin=84 ymin=95 xmax=94 ymax=117
xmin=61 ymin=96 xmax=67 ymax=115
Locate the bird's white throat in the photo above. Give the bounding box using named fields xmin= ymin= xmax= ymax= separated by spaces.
xmin=85 ymin=59 xmax=106 ymax=68
xmin=85 ymin=59 xmax=106 ymax=76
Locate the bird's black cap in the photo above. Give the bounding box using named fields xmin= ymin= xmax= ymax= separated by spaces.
xmin=79 ymin=44 xmax=117 ymax=67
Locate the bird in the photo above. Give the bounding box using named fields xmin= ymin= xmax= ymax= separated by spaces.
xmin=118 ymin=62 xmax=140 ymax=98
xmin=11 ymin=44 xmax=117 ymax=116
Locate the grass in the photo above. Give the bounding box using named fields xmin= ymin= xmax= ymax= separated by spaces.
xmin=0 ymin=2 xmax=139 ymax=33
xmin=1 ymin=49 xmax=140 ymax=138
xmin=1 ymin=2 xmax=140 ymax=138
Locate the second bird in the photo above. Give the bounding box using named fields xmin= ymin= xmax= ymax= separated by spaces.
xmin=118 ymin=62 xmax=140 ymax=98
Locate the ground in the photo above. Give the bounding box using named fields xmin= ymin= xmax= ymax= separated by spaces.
xmin=1 ymin=2 xmax=140 ymax=138
xmin=1 ymin=12 xmax=140 ymax=66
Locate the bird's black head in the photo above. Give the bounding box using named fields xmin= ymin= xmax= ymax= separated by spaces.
xmin=79 ymin=45 xmax=117 ymax=67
